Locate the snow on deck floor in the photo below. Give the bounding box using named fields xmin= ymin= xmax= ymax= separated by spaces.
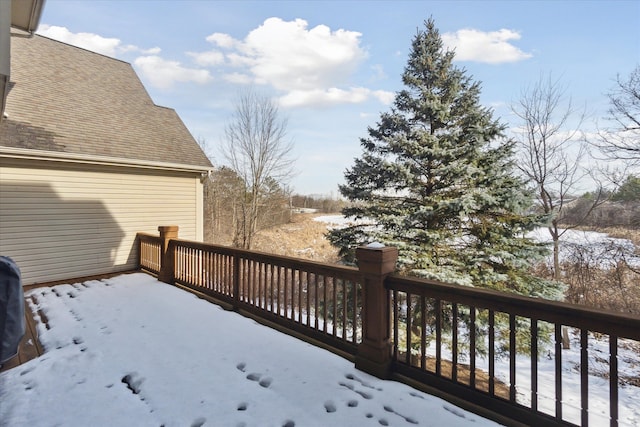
xmin=0 ymin=273 xmax=500 ymax=427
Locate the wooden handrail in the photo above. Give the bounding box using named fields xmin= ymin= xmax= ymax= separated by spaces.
xmin=386 ymin=274 xmax=640 ymax=340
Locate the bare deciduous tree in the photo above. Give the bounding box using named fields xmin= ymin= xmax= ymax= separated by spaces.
xmin=512 ymin=75 xmax=605 ymax=281
xmin=202 ymin=166 xmax=245 ymax=245
xmin=594 ymin=66 xmax=640 ymax=165
xmin=223 ymin=90 xmax=295 ymax=249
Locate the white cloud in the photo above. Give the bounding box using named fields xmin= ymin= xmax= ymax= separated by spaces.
xmin=372 ymin=90 xmax=395 ymax=105
xmin=206 ymin=32 xmax=238 ymax=49
xmin=442 ymin=28 xmax=533 ymax=64
xmin=37 ymin=25 xmax=122 ymax=57
xmin=187 ymin=50 xmax=225 ymax=66
xmin=37 ymin=25 xmax=212 ymax=90
xmin=279 ymin=87 xmax=392 ymax=108
xmin=38 ymin=24 xmax=162 ymax=58
xmin=195 ymin=17 xmax=388 ymax=107
xmin=223 ymin=72 xmax=253 ymax=85
xmin=370 ymin=64 xmax=387 ymax=82
xmin=134 ymin=56 xmax=212 ymax=89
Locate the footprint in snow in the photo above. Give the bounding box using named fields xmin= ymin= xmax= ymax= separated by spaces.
xmin=324 ymin=401 xmax=337 ymax=413
xmin=191 ymin=417 xmax=206 ymax=427
xmin=345 ymin=373 xmax=382 ymax=391
xmin=121 ymin=373 xmax=144 ymax=395
xmin=246 ymin=372 xmax=273 ymax=388
xmin=338 ymin=381 xmax=354 ymax=390
xmin=236 ymin=362 xmax=246 ymax=372
xmin=443 ymin=404 xmax=467 ymax=418
xmin=69 ymin=309 xmax=83 ymax=322
xmin=383 ymin=404 xmax=419 ymax=424
xmin=259 ymin=377 xmax=272 ymax=388
xmin=246 ymin=373 xmax=261 ymax=381
xmin=20 ymin=366 xmax=35 ymax=376
xmin=356 ymin=390 xmax=373 ymax=400
xmin=338 ymin=380 xmax=373 ymax=399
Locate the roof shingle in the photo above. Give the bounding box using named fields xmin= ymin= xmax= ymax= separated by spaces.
xmin=1 ymin=33 xmax=212 ymax=169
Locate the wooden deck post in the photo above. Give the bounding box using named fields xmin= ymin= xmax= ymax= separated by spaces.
xmin=355 ymin=244 xmax=398 ymax=379
xmin=158 ymin=225 xmax=179 ymax=284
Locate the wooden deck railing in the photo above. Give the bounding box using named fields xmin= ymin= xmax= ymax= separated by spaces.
xmin=387 ymin=274 xmax=640 ymax=427
xmin=138 ymin=233 xmax=162 ymax=275
xmin=138 ymin=229 xmax=364 ymax=355
xmin=172 ymin=239 xmax=364 ymax=355
xmin=137 ymin=227 xmax=640 ymax=427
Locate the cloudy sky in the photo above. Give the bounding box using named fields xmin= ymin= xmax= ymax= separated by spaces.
xmin=37 ymin=1 xmax=639 ymax=195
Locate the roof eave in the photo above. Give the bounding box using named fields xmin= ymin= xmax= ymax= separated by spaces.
xmin=10 ymin=0 xmax=46 ymax=34
xmin=0 ymin=146 xmax=214 ymax=175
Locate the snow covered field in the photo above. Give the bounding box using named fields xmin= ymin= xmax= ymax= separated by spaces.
xmin=0 ymin=273 xmax=499 ymax=427
xmin=527 ymin=228 xmax=640 ymax=268
xmin=314 ymin=215 xmax=640 ymax=268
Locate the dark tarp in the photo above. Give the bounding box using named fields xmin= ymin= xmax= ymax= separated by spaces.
xmin=0 ymin=256 xmax=25 ymax=365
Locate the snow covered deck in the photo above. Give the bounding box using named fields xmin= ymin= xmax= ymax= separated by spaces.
xmin=0 ymin=273 xmax=500 ymax=426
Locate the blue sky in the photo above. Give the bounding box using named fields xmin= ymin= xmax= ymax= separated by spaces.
xmin=37 ymin=1 xmax=639 ymax=195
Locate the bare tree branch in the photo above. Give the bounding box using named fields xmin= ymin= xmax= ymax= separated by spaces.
xmin=222 ymin=89 xmax=295 ymax=249
xmin=511 ymin=74 xmax=603 ymax=281
xmin=593 ymin=65 xmax=640 ymax=164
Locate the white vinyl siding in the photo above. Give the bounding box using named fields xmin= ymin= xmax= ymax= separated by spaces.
xmin=0 ymin=157 xmax=204 ymax=285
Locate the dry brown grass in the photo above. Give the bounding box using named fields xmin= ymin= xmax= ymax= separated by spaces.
xmin=397 ymin=352 xmax=511 ymax=399
xmin=252 ymin=213 xmax=340 ymax=263
xmin=596 ymin=227 xmax=640 ymax=247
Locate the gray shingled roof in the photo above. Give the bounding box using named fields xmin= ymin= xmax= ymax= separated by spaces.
xmin=1 ymin=33 xmax=212 ymax=169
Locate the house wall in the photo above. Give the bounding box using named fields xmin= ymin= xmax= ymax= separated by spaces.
xmin=0 ymin=157 xmax=204 ymax=285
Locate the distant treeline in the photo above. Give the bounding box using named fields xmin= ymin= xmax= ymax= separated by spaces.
xmin=290 ymin=194 xmax=346 ymax=214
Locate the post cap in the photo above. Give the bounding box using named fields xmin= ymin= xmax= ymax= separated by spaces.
xmin=158 ymin=225 xmax=179 ymax=238
xmin=356 ymin=245 xmax=398 ymax=276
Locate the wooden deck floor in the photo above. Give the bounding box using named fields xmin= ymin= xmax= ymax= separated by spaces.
xmin=0 ymin=300 xmax=43 ymax=373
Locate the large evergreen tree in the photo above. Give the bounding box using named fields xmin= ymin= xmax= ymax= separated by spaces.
xmin=329 ymin=19 xmax=562 ymax=299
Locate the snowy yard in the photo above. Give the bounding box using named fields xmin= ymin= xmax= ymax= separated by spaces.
xmin=0 ymin=273 xmax=499 ymax=427
xmin=314 ymin=215 xmax=640 ymax=269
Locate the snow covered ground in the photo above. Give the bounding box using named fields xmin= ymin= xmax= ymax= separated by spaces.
xmin=0 ymin=273 xmax=499 ymax=427
xmin=314 ymin=215 xmax=640 ymax=268
xmin=527 ymin=228 xmax=640 ymax=268
xmin=314 ymin=214 xmax=372 ymax=230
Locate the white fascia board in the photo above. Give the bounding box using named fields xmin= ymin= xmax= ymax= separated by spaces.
xmin=0 ymin=146 xmax=214 ymax=174
xmin=10 ymin=0 xmax=46 ymax=34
